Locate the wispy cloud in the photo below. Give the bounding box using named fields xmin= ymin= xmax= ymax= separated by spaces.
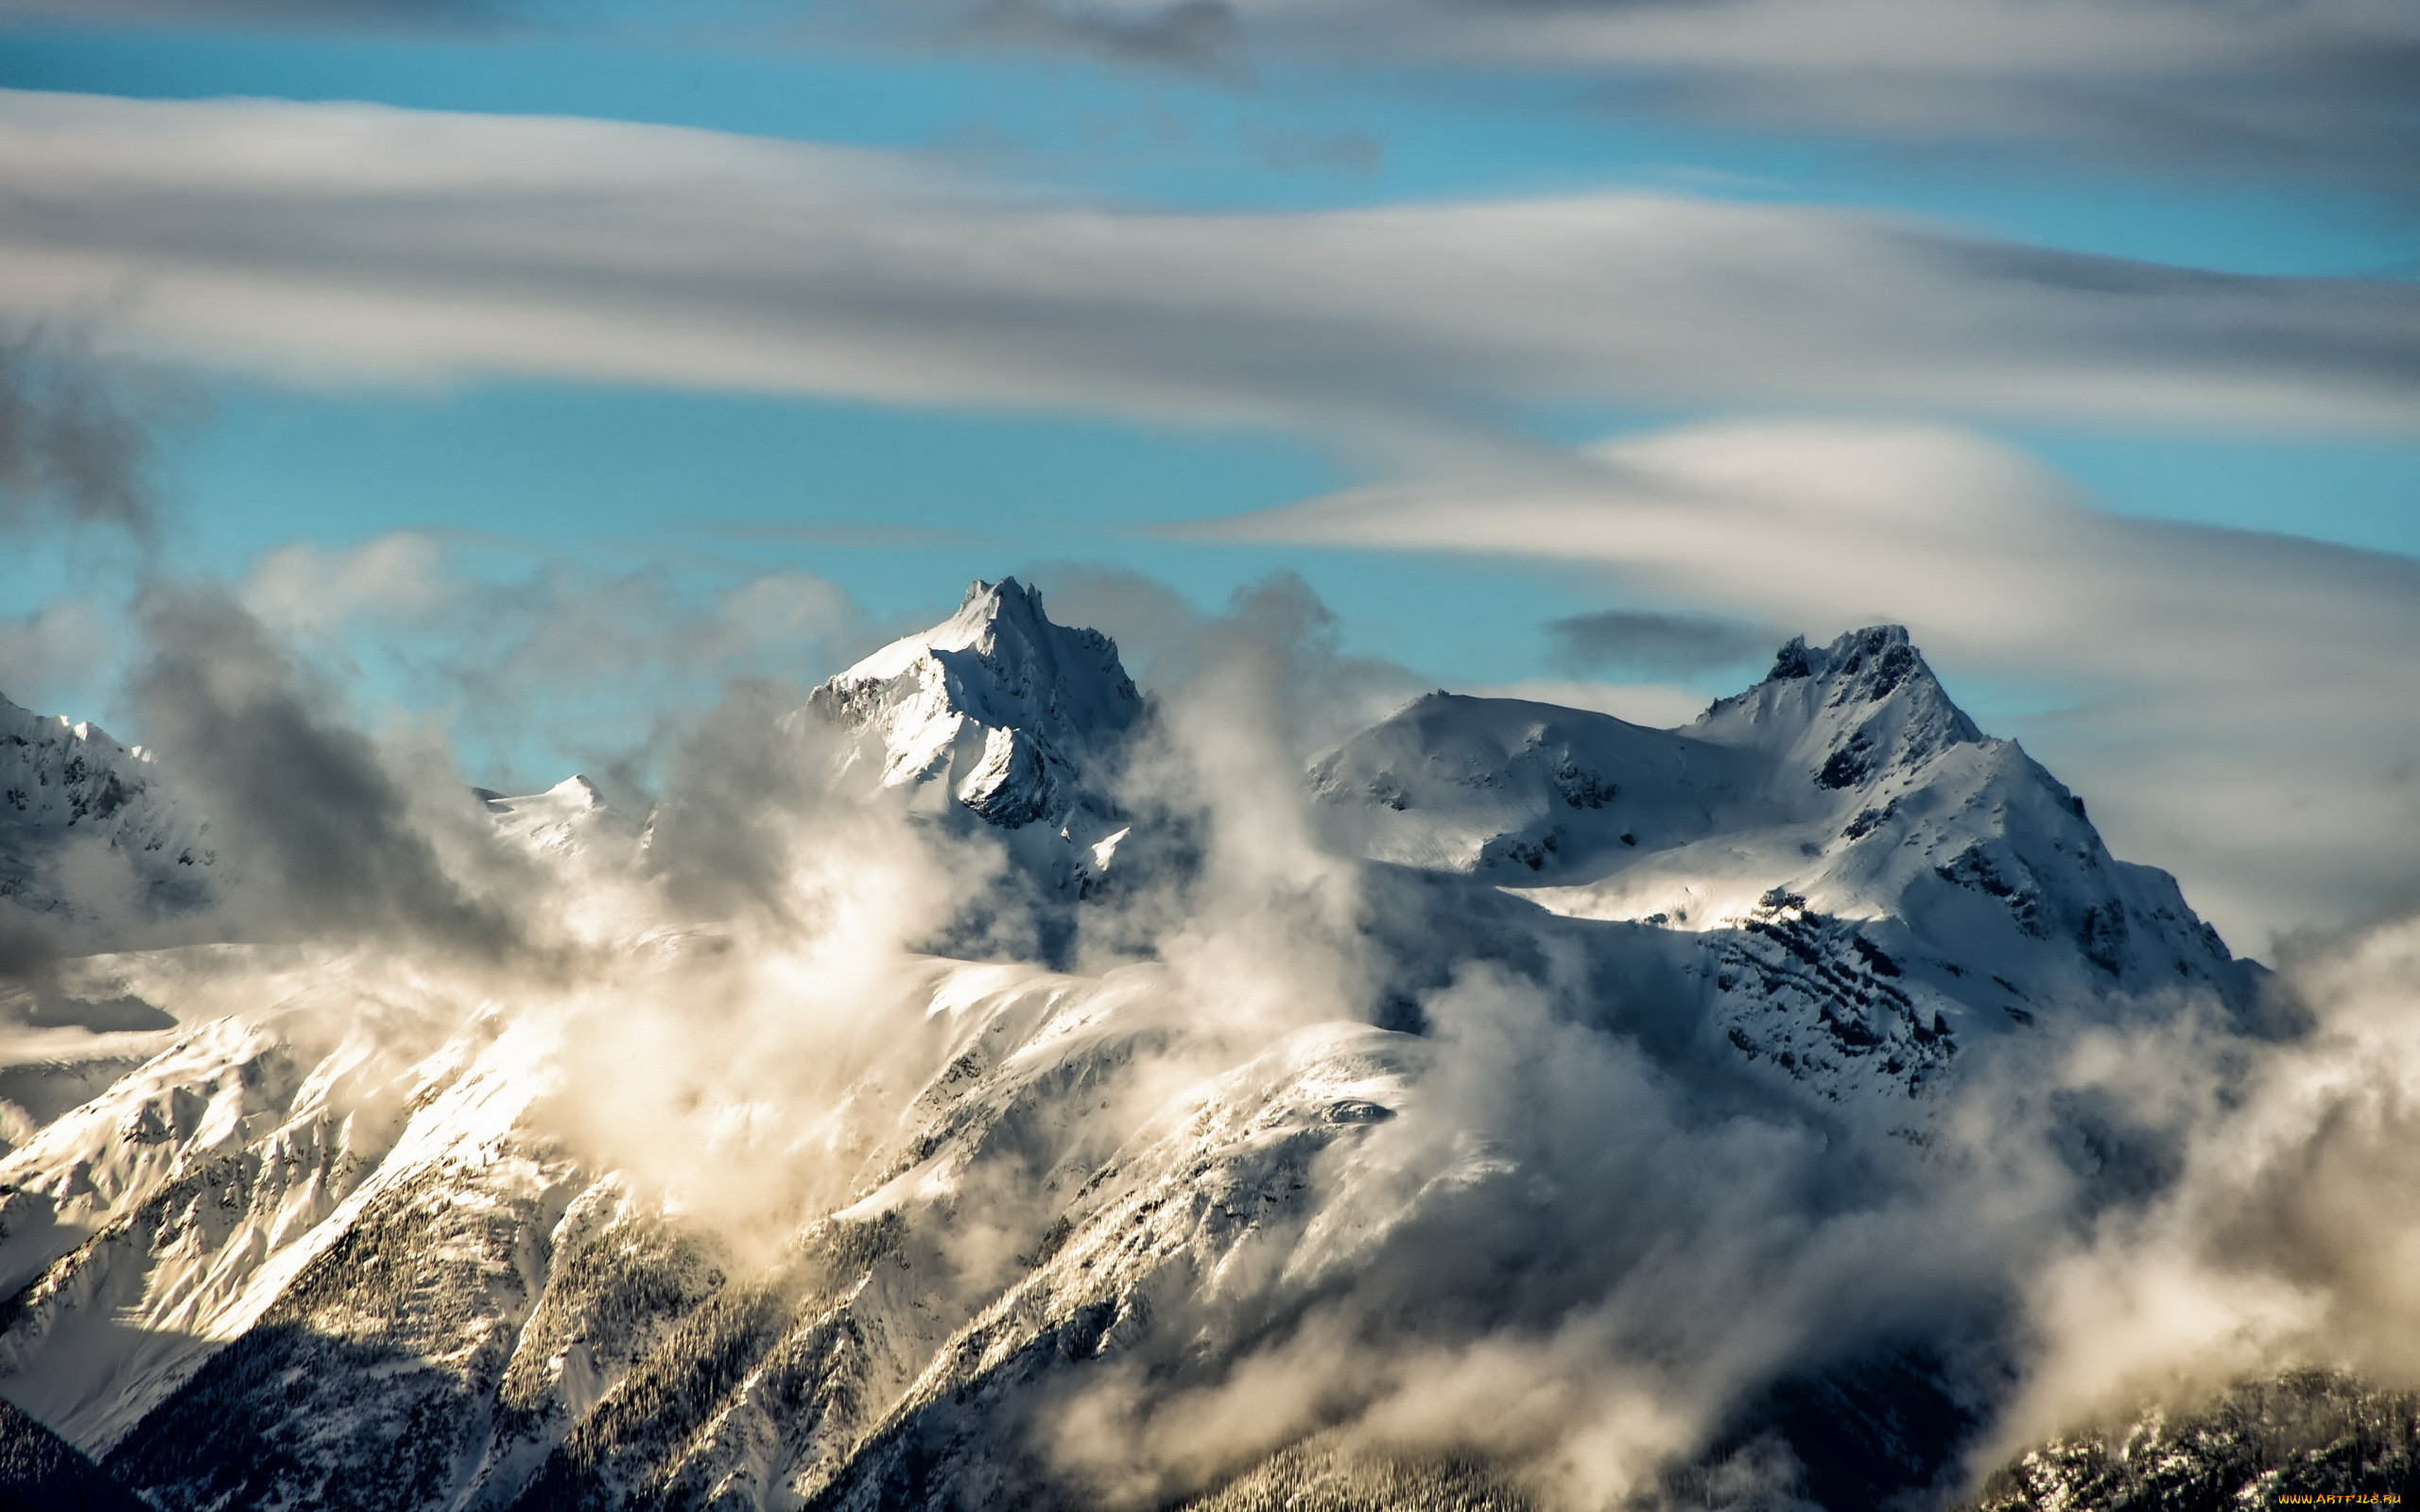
xmin=888 ymin=0 xmax=2420 ymax=192
xmin=2 ymin=90 xmax=2414 ymax=468
xmin=20 ymin=0 xmax=2407 ymax=197
xmin=1544 ymin=608 xmax=1770 ymax=678
xmin=0 ymin=324 xmax=169 ymax=542
xmin=953 ymin=0 xmax=1247 ymax=77
xmin=231 ymin=535 xmax=869 ymax=791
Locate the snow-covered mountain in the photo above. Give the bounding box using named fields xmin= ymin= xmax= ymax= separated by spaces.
xmin=0 ymin=589 xmax=2287 ymax=1510
xmin=479 ymin=776 xmax=625 ymax=856
xmin=1313 ymin=627 xmax=2254 ymax=1110
xmin=0 ymin=696 xmax=216 ymax=959
xmin=1972 ymin=1370 xmax=2420 ymax=1510
xmin=806 ymin=577 xmax=1139 ymax=839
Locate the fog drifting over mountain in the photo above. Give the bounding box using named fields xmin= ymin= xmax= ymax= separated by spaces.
xmin=2 ymin=570 xmax=2416 ymax=1508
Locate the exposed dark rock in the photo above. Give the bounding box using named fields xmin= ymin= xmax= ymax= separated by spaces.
xmin=0 ymin=1398 xmax=148 ymax=1512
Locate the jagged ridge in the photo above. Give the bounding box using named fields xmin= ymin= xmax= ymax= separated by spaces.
xmin=805 ymin=577 xmax=1140 ymax=833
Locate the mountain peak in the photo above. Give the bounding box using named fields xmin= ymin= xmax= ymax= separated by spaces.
xmin=1706 ymin=624 xmax=1979 ymax=757
xmin=831 ymin=578 xmax=1098 ymax=687
xmin=933 ymin=576 xmax=1049 ymax=648
xmin=1765 ymin=625 xmax=1919 ymax=694
xmin=481 ymin=773 xmax=631 ymax=859
xmin=0 ymin=693 xmax=215 ymax=944
xmin=549 ymin=773 xmax=605 ymax=808
xmin=963 ymin=575 xmax=1041 ymax=617
xmin=1 ymin=694 xmax=141 ymax=763
xmin=809 ymin=579 xmax=1140 ymax=833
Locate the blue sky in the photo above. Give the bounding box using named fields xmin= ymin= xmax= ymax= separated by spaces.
xmin=0 ymin=0 xmax=2415 ymax=940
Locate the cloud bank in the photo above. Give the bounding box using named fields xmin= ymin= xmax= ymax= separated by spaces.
xmin=873 ymin=0 xmax=2420 ymax=193
xmin=2001 ymin=909 xmax=2420 ymax=1460
xmin=64 ymin=0 xmax=2407 ymax=195
xmin=2 ymin=89 xmax=2416 ymax=464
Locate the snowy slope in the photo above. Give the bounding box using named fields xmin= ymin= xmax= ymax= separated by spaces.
xmin=1313 ymin=627 xmax=2252 ymax=1110
xmin=476 ymin=773 xmax=648 ymax=902
xmin=0 ymin=596 xmax=2274 ymax=1512
xmin=479 ymin=776 xmax=630 ymax=858
xmin=0 ymin=943 xmax=1398 ymax=1507
xmin=0 ymin=958 xmax=513 ymax=1454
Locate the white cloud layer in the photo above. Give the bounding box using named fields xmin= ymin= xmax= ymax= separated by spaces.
xmin=1207 ymin=418 xmax=2420 ymax=946
xmin=23 ymin=0 xmax=2405 ymax=193
xmin=2 ymin=89 xmax=2417 ymax=461
xmin=879 ymin=0 xmax=2420 ymax=191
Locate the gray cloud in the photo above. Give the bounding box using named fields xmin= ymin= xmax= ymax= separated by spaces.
xmin=216 ymin=534 xmax=870 ymax=796
xmin=910 ymin=0 xmax=2420 ymax=193
xmin=128 ymin=582 xmax=536 ymax=956
xmin=957 ymin=0 xmax=1246 ymax=76
xmin=1997 ymin=907 xmax=2420 ymax=1457
xmin=1546 ymin=608 xmax=1769 ymax=677
xmin=1240 ymin=124 xmax=1382 ymax=176
xmin=635 ymin=676 xmax=951 ymax=934
xmin=0 ymin=598 xmax=114 ymax=717
xmin=12 ymin=0 xmax=2404 ymax=194
xmin=432 ymin=561 xmax=864 ymax=793
xmin=0 ymin=91 xmax=2414 ymax=464
xmin=0 ymin=326 xmax=165 ymax=542
xmin=1020 ymin=563 xmax=1209 ymax=680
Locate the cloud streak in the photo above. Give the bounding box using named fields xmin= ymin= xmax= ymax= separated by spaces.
xmin=1 ymin=90 xmax=2415 ymax=464
xmin=878 ymin=0 xmax=2420 ymax=193
xmin=15 ymin=0 xmax=2407 ymax=197
xmin=953 ymin=0 xmax=1248 ymax=77
xmin=1545 ymin=608 xmax=1769 ymax=678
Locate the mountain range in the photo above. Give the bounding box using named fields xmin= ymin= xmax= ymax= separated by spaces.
xmin=0 ymin=578 xmax=2389 ymax=1511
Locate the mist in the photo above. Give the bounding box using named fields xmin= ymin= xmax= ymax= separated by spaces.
xmin=0 ymin=325 xmax=167 ymax=546
xmin=4 ymin=562 xmax=2418 ymax=1509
